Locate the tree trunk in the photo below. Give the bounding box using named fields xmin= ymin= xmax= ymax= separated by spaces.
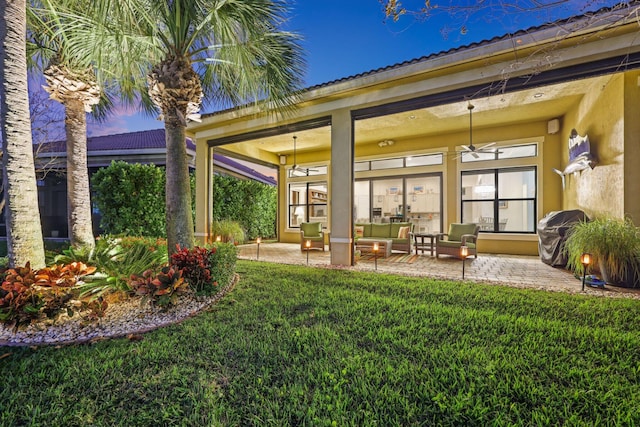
xmin=65 ymin=98 xmax=95 ymax=249
xmin=165 ymin=119 xmax=194 ymax=254
xmin=0 ymin=0 xmax=46 ymax=268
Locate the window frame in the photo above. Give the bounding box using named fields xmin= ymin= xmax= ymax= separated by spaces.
xmin=460 ymin=166 xmax=537 ymax=234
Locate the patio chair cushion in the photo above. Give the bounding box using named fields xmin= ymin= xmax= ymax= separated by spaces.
xmin=438 ymin=240 xmax=476 ymax=249
xmin=301 ymin=222 xmax=322 ymax=238
xmin=448 ymin=223 xmax=478 ymax=242
xmin=371 ymin=223 xmax=391 ymax=238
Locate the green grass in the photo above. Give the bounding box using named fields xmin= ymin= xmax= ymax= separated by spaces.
xmin=1 ymin=261 xmax=640 ymax=426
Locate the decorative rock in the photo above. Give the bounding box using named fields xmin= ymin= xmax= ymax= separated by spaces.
xmin=0 ymin=275 xmax=237 ymax=347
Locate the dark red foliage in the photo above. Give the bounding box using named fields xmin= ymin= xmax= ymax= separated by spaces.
xmin=171 ymin=245 xmax=215 ymax=293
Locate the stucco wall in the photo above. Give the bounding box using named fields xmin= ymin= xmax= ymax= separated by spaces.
xmin=624 ymin=71 xmax=640 ymax=223
xmin=562 ymin=74 xmax=625 ymax=219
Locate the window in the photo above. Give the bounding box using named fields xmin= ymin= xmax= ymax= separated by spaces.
xmin=288 ymin=181 xmax=328 ymax=229
xmin=461 ymin=167 xmax=536 ymax=233
xmin=355 ymin=153 xmax=443 ymax=171
xmin=288 ymin=165 xmax=327 ymax=178
xmin=355 ymin=174 xmax=443 ymax=233
xmin=461 ymin=143 xmax=537 ymax=163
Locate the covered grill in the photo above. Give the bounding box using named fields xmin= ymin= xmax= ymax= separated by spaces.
xmin=537 ymin=210 xmax=589 ymax=267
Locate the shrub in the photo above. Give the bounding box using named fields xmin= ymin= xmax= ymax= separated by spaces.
xmin=91 ymin=161 xmax=167 ymax=237
xmin=129 ymin=267 xmax=188 ymax=309
xmin=0 ymin=262 xmax=96 ymax=327
xmin=208 ymin=242 xmax=238 ymax=292
xmin=212 ymin=174 xmax=277 ymax=240
xmin=0 ymin=263 xmax=41 ymax=326
xmin=171 ymin=246 xmax=215 ymax=294
xmin=210 ymin=219 xmax=245 ymax=244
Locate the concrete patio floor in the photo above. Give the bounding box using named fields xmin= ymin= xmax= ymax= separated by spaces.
xmin=237 ymin=242 xmax=640 ymax=299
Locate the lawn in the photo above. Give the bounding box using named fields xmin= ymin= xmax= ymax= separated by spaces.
xmin=1 ymin=260 xmax=639 ymax=426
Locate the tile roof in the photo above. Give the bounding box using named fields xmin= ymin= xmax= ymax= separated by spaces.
xmin=41 ymin=128 xmax=195 ymax=153
xmin=37 ymin=129 xmax=275 ymax=185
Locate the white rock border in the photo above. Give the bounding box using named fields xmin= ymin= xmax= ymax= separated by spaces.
xmin=0 ymin=274 xmax=238 ymax=347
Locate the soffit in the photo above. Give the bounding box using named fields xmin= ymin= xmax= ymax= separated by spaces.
xmin=221 ymin=74 xmax=606 ymax=158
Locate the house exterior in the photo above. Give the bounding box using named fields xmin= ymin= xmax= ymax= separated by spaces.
xmin=0 ymin=129 xmax=274 ymax=238
xmin=188 ymin=3 xmax=640 ymax=266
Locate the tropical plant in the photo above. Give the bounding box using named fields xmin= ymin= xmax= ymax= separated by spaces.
xmin=565 ymin=216 xmax=640 ymax=287
xmin=171 ymin=245 xmax=214 ymax=294
xmin=28 ymin=0 xmax=106 ymax=251
xmin=129 ymin=266 xmax=188 ymax=309
xmin=0 ymin=0 xmax=46 ymax=268
xmin=0 ymin=259 xmax=104 ymax=326
xmin=58 ymin=0 xmax=305 ymax=256
xmin=55 ymin=236 xmax=168 ymax=298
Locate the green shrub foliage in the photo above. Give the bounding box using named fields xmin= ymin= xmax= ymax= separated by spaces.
xmin=212 ymin=175 xmax=276 ymax=240
xmin=91 ymin=161 xmax=167 ymax=237
xmin=208 ymin=242 xmax=238 ymax=293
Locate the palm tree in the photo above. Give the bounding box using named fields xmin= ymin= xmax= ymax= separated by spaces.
xmin=28 ymin=1 xmax=102 ymax=250
xmin=77 ymin=0 xmax=305 ymax=253
xmin=0 ymin=0 xmax=46 ymax=268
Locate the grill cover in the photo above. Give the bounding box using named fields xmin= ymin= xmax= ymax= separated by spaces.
xmin=537 ymin=210 xmax=589 ymax=267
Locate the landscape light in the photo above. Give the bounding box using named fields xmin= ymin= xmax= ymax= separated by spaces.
xmin=460 ymin=245 xmax=469 ymax=279
xmin=581 ymin=253 xmax=592 ymax=291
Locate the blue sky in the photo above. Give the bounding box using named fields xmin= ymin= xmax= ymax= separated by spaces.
xmin=85 ymin=0 xmax=621 ymax=136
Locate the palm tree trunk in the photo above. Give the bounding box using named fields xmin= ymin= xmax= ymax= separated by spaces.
xmin=0 ymin=0 xmax=46 ymax=268
xmin=165 ymin=119 xmax=194 ymax=253
xmin=65 ymin=98 xmax=95 ymax=249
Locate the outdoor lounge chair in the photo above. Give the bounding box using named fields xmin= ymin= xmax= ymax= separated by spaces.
xmin=436 ymin=223 xmax=480 ymax=259
xmin=300 ymin=222 xmax=325 ymax=251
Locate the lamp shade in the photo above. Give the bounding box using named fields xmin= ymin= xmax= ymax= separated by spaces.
xmin=460 ymin=245 xmax=469 ymax=258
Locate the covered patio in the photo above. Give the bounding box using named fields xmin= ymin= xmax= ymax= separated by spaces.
xmin=191 ymin=5 xmax=640 ymax=268
xmin=237 ymin=242 xmax=640 ymax=299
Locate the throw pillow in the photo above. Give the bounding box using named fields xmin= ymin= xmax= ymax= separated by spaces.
xmin=355 ymin=225 xmax=365 ymax=238
xmin=398 ymin=226 xmax=410 ymax=239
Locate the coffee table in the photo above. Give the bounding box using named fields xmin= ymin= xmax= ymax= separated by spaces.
xmin=356 ymin=238 xmax=393 ymax=258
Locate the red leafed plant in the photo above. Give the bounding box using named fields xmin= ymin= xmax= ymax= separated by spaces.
xmin=35 ymin=262 xmax=97 ymax=288
xmin=170 ymin=245 xmax=215 ymax=293
xmin=0 ymin=262 xmax=43 ymax=326
xmin=129 ymin=266 xmax=188 ymax=309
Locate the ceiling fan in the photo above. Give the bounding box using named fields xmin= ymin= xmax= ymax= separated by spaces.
xmin=455 ymin=103 xmax=500 ymax=159
xmin=291 ymin=135 xmax=320 ymax=175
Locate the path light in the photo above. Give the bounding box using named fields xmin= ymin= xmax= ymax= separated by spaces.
xmin=460 ymin=245 xmax=469 ymax=279
xmin=305 ymin=240 xmax=311 ymax=265
xmin=216 ymin=235 xmax=221 ymax=242
xmin=373 ymin=242 xmax=379 ymax=270
xmin=581 ymin=252 xmax=592 ymax=291
xmin=256 ymin=237 xmax=261 ymax=260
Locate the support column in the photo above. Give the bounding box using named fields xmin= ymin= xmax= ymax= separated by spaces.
xmin=194 ymin=140 xmax=211 ymax=245
xmin=330 ymin=109 xmax=354 ymax=266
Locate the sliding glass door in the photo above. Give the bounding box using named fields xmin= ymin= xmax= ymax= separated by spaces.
xmin=354 ymin=174 xmax=442 ymax=233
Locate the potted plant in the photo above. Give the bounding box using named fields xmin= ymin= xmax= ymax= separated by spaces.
xmin=564 ymin=216 xmax=640 ymax=287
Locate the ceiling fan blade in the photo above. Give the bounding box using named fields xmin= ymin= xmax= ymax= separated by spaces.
xmin=477 ymin=142 xmax=496 ymax=151
xmin=471 ymin=151 xmax=480 ymax=159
